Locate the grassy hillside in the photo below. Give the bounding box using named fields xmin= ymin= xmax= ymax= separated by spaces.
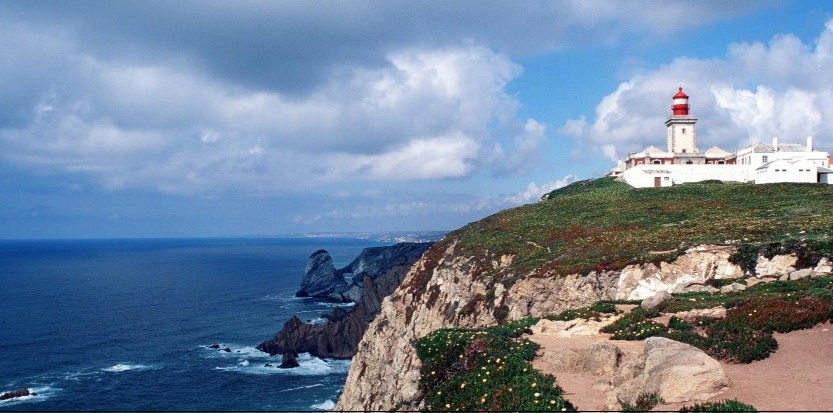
xmin=440 ymin=178 xmax=833 ymax=280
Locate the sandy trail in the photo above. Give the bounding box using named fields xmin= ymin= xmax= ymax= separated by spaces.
xmin=530 ymin=322 xmax=833 ymax=411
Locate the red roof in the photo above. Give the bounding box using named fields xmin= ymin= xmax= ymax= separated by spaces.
xmin=673 ymin=86 xmax=688 ymax=99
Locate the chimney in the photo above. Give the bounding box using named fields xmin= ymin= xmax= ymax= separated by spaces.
xmin=772 ymin=136 xmax=778 ymax=151
xmin=807 ymin=136 xmax=813 ymax=152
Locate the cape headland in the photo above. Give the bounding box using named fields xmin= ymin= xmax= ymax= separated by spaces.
xmin=334 ymin=178 xmax=833 ymax=411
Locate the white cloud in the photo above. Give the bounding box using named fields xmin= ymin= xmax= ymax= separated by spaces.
xmin=0 ymin=37 xmax=535 ymax=192
xmin=565 ymin=19 xmax=833 ymax=162
xmin=504 ymin=175 xmax=578 ymax=205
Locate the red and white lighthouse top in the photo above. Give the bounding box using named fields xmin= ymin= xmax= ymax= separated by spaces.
xmin=672 ymin=86 xmax=689 ymax=116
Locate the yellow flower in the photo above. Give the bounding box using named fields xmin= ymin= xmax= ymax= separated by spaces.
xmin=460 ymin=383 xmax=466 ymax=389
xmin=550 ymin=400 xmax=556 ymax=405
xmin=531 ymin=383 xmax=537 ymax=388
xmin=445 ymin=404 xmax=450 ymax=409
xmin=534 ymin=392 xmax=540 ymax=397
xmin=482 ymin=378 xmax=487 ymax=382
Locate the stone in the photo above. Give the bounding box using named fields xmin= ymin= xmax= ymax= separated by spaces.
xmin=209 ymin=344 xmax=220 ymax=349
xmin=223 ymin=347 xmax=231 ymax=352
xmin=617 ymin=245 xmax=742 ymax=300
xmin=814 ymin=257 xmax=833 ymax=274
xmin=641 ymin=290 xmax=672 ymax=309
xmin=279 ymin=351 xmax=300 ymax=369
xmin=618 ymin=337 xmax=729 ymax=404
xmin=581 ymin=342 xmax=623 ymax=376
xmin=789 ymin=268 xmax=817 ymax=280
xmin=719 ymin=282 xmax=746 ymax=294
xmin=0 ymin=388 xmax=30 ymax=401
xmin=755 ymin=254 xmax=797 ymax=278
xmin=673 ymin=306 xmax=726 ymax=321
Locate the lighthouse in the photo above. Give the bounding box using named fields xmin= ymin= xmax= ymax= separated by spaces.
xmin=665 ymin=86 xmax=698 ymax=154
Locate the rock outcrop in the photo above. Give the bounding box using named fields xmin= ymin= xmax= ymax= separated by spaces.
xmin=258 ymin=242 xmax=432 ymax=359
xmin=333 ymin=244 xmax=792 ymax=411
xmin=0 ymin=388 xmax=32 ymax=401
xmin=295 ymin=250 xmax=347 ymax=299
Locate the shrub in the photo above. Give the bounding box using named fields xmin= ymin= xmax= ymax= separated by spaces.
xmin=728 ymin=297 xmax=832 ymax=333
xmin=415 ymin=319 xmax=576 ymax=412
xmin=601 ymin=308 xmax=666 ymax=340
xmin=700 ymin=317 xmax=778 ymax=363
xmin=668 ymin=316 xmax=692 ymax=331
xmin=678 ymin=399 xmax=758 ymax=412
xmin=621 ymin=393 xmax=663 ymax=412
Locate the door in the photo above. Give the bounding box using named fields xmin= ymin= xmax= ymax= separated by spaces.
xmin=654 ymin=177 xmax=661 ymax=187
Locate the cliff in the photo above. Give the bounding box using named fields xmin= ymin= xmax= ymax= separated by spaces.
xmin=335 ymin=179 xmax=833 ymax=411
xmin=258 ymin=242 xmax=431 ymax=359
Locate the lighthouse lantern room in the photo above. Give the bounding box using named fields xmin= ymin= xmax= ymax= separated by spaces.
xmin=665 ymin=86 xmax=698 ymax=154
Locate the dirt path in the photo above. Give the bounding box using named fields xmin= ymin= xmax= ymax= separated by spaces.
xmin=530 ymin=322 xmax=833 ymax=411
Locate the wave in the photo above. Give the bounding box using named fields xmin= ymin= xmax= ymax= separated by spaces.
xmin=101 ymin=363 xmax=161 ymax=373
xmin=311 ymin=399 xmax=336 ymax=410
xmin=201 ymin=344 xmax=271 ymax=359
xmin=0 ymin=386 xmax=56 ymax=407
xmin=278 ymin=383 xmax=324 ymax=393
xmin=215 ymin=353 xmax=350 ymax=376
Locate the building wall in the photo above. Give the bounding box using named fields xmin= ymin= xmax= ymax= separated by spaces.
xmin=622 ymin=164 xmax=750 ymax=188
xmin=755 ymin=160 xmax=819 ymax=184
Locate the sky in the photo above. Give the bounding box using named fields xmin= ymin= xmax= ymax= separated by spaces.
xmin=2 ymin=0 xmax=833 ymax=239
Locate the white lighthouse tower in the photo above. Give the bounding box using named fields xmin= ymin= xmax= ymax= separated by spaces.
xmin=665 ymin=86 xmax=698 ymax=154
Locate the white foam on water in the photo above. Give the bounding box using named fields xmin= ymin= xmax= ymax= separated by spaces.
xmin=318 ymin=302 xmax=355 ymax=308
xmin=201 ymin=344 xmax=272 ymax=360
xmin=278 ymin=383 xmax=324 ymax=392
xmin=101 ymin=363 xmax=160 ymax=373
xmin=311 ymin=399 xmax=336 ymax=410
xmin=215 ymin=353 xmax=351 ymax=376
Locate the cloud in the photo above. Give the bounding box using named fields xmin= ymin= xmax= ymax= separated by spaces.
xmin=565 ymin=18 xmax=833 ymax=162
xmin=504 ymin=175 xmax=579 ymax=204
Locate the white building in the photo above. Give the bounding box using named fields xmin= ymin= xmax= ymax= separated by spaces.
xmin=614 ymin=86 xmax=831 ymax=187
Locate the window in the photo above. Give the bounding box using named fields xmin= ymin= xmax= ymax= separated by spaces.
xmin=682 ymin=128 xmax=686 ymax=134
xmin=762 ymin=155 xmax=768 ymax=162
xmin=664 ymin=177 xmax=670 ymax=181
xmin=682 ymin=149 xmax=687 ymax=153
xmin=652 ymin=160 xmax=661 ymax=164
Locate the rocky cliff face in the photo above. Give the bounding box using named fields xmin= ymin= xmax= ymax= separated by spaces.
xmin=259 ymin=242 xmax=432 ymax=359
xmin=334 ymin=243 xmax=757 ymax=411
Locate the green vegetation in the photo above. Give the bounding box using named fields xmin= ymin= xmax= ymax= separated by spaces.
xmin=620 ymin=393 xmax=663 ymax=412
xmin=591 ymin=276 xmax=833 ymax=363
xmin=414 ymin=319 xmax=576 ymax=412
xmin=427 ymin=178 xmax=833 ymax=282
xmin=678 ymin=400 xmax=758 ymax=412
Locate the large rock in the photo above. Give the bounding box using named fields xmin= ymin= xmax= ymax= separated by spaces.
xmin=259 ymin=243 xmax=431 ymax=359
xmin=618 ymin=337 xmax=729 ymax=404
xmin=0 ymin=388 xmax=31 ymax=401
xmin=755 ymin=254 xmax=797 ymax=278
xmin=641 ymin=290 xmax=672 ymax=309
xmin=617 ymin=245 xmax=743 ymax=300
xmin=295 ymin=250 xmax=347 ymax=299
xmin=530 ymin=316 xmax=620 ymax=337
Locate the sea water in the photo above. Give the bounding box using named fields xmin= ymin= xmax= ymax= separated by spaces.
xmin=0 ymin=237 xmax=386 ymax=411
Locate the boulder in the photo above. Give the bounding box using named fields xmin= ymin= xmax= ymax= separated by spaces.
xmin=279 ymin=351 xmax=300 ymax=369
xmin=618 ymin=337 xmax=729 ymax=404
xmin=641 ymin=291 xmax=672 ymax=309
xmin=719 ymin=282 xmax=746 ymax=294
xmin=0 ymin=388 xmax=31 ymax=401
xmin=789 ymin=268 xmax=818 ymax=280
xmin=814 ymin=257 xmax=833 ymax=274
xmin=295 ymin=250 xmax=348 ymax=299
xmin=755 ymin=254 xmax=797 ymax=278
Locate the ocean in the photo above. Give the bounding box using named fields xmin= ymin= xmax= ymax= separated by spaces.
xmin=0 ymin=237 xmax=387 ymax=411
